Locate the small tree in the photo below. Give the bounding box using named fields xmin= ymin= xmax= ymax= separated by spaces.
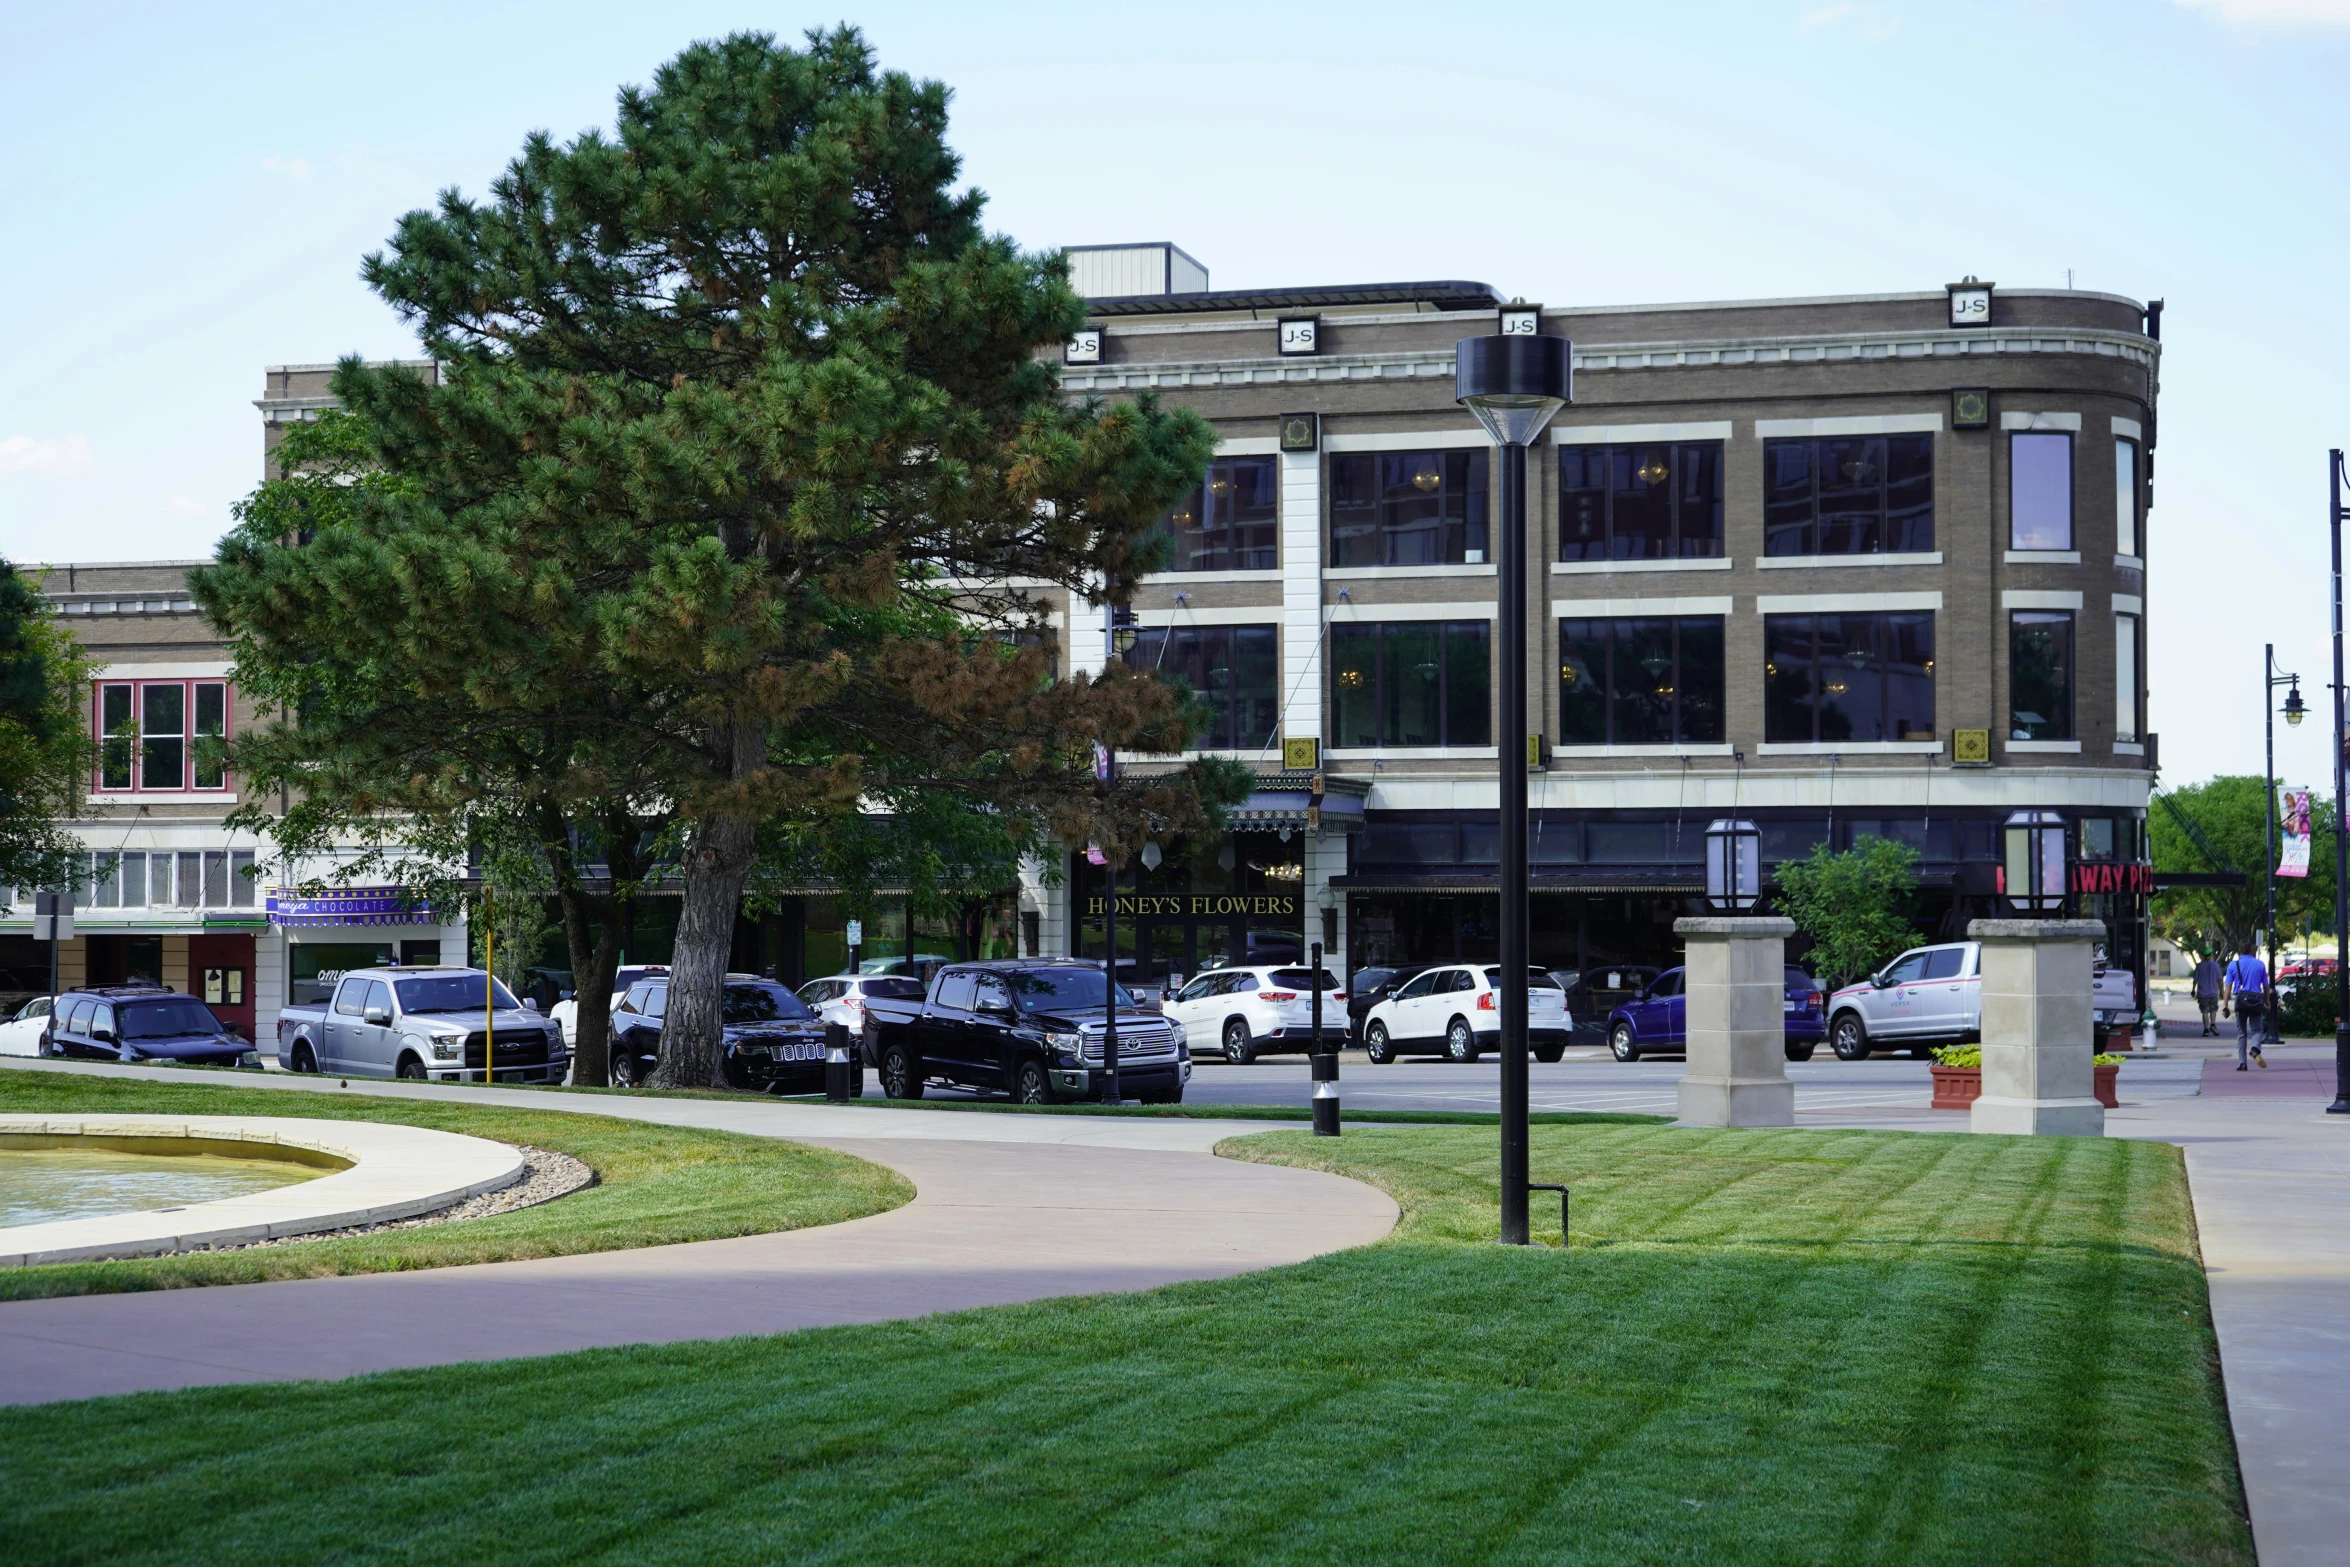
xmin=1776 ymin=836 xmax=1923 ymax=988
xmin=2151 ymin=776 xmax=2336 ymax=958
xmin=0 ymin=560 xmax=96 ymax=903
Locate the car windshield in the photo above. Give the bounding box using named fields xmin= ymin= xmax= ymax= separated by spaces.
xmin=722 ymin=984 xmax=812 ymax=1024
xmin=119 ymin=999 xmax=225 ymax=1039
xmin=1002 ymin=969 xmax=1145 ymax=1011
xmin=396 ymin=975 xmax=522 ymax=1013
xmin=1484 ymin=967 xmax=1564 ymax=990
xmin=1269 ymin=969 xmax=1342 ymax=991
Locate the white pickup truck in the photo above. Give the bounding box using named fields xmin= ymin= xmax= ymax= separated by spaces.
xmin=1825 ymin=940 xmax=2137 ymax=1060
xmin=276 ymin=966 xmax=567 ymax=1083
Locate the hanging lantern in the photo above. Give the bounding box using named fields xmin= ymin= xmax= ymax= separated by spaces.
xmin=2003 ymin=810 xmax=2067 ymax=914
xmin=1705 ymin=818 xmax=1761 ymax=912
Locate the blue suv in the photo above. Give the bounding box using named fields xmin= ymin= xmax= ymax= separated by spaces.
xmin=44 ymin=985 xmax=259 ymax=1069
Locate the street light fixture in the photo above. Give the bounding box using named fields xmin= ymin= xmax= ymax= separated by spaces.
xmin=2264 ymin=644 xmax=2302 ymax=1047
xmin=1456 ymin=329 xmax=1571 ymax=1247
xmin=2328 ymin=450 xmax=2350 ymax=1115
xmin=2002 ymin=809 xmax=2066 ymax=914
xmin=1704 ymin=819 xmax=1762 ymax=912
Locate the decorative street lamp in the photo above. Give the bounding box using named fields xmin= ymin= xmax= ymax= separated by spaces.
xmin=1456 ymin=326 xmax=1571 ymax=1247
xmin=2002 ymin=810 xmax=2066 ymax=914
xmin=2328 ymin=450 xmax=2350 ymax=1115
xmin=2264 ymin=644 xmax=2302 ymax=1047
xmin=1704 ymin=819 xmax=1762 ymax=912
xmin=1099 ymin=599 xmax=1142 ymax=1104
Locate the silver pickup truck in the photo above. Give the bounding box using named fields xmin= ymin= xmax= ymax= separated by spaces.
xmin=276 ymin=966 xmax=568 ymax=1083
xmin=1825 ymin=940 xmax=2137 ymax=1060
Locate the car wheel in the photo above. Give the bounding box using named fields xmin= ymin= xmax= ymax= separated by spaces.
xmin=1785 ymin=1043 xmax=1817 ymax=1063
xmin=1831 ymin=1014 xmax=1871 ymax=1061
xmin=1534 ymin=1040 xmax=1565 ymax=1064
xmin=1445 ymin=1018 xmax=1478 ymax=1063
xmin=1364 ymin=1022 xmax=1395 ymax=1065
xmin=291 ymin=1043 xmax=317 ymax=1074
xmin=1222 ymin=1019 xmax=1257 ymax=1066
xmin=1610 ymin=1022 xmax=1641 ymax=1062
xmin=609 ymin=1048 xmax=638 ymax=1089
xmin=880 ymin=1042 xmax=923 ymax=1100
xmin=396 ymin=1054 xmax=426 ymax=1081
xmin=1013 ymin=1058 xmax=1054 ymax=1105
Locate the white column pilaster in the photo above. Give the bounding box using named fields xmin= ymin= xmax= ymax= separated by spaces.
xmin=1279 ymin=449 xmax=1324 ymax=757
xmin=1970 ymin=918 xmax=2107 ymax=1137
xmin=1674 ymin=916 xmax=1797 ymax=1127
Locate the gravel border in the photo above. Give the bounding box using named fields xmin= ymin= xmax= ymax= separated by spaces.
xmin=217 ymin=1146 xmax=597 ymax=1251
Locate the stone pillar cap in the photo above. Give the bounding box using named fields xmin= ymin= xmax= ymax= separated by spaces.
xmin=1673 ymin=916 xmax=1797 ymax=937
xmin=1967 ymin=919 xmax=2109 ymax=941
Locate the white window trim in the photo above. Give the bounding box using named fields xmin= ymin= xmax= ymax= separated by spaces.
xmin=2003 ymin=590 xmax=2084 ymax=610
xmin=2114 ymin=554 xmax=2145 ymax=573
xmin=1323 ymin=429 xmax=1490 ymax=454
xmin=88 ymin=791 xmax=237 ymax=806
xmin=1552 ymin=557 xmax=1731 ymax=576
xmin=1133 ymin=607 xmax=1281 ymax=628
xmin=2000 ymin=411 xmax=2083 ymax=431
xmin=1327 ymin=746 xmax=1500 ymax=761
xmin=88 ymin=661 xmax=233 ymax=680
xmin=1326 ymin=601 xmax=1494 ymax=623
xmin=1756 ymin=590 xmax=1941 ymax=613
xmin=2006 ymin=739 xmax=2084 ymax=753
xmin=1552 ymin=743 xmax=1736 ymax=759
xmin=2113 ymin=594 xmax=2144 ymax=614
xmin=2114 ymin=742 xmax=2146 ymax=756
xmin=1212 ymin=436 xmax=1283 ymax=455
xmin=1143 ymin=568 xmax=1284 ymax=586
xmin=1555 ymin=596 xmax=1733 ymax=618
xmin=2111 ymin=416 xmax=2143 ymax=440
xmin=1754 ymin=413 xmax=1943 ymax=438
xmin=1325 ymin=563 xmax=1494 ymax=580
xmin=1755 ymin=552 xmax=1942 ymax=570
xmin=1756 ymin=741 xmax=1944 ymax=756
xmin=1551 ymin=420 xmax=1733 ymax=445
xmin=2004 ymin=549 xmax=2081 ymax=565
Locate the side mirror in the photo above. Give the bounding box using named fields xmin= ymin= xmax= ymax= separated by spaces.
xmin=979 ymin=998 xmax=1013 ymax=1018
xmin=363 ymin=1005 xmax=392 ymax=1027
xmin=560 ymin=989 xmax=575 ymax=1002
xmin=93 ymin=1026 xmax=118 ymax=1045
xmin=523 ymin=997 xmax=542 ymax=1013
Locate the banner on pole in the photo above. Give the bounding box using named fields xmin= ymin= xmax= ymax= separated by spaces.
xmin=2279 ymin=787 xmax=2313 ymax=878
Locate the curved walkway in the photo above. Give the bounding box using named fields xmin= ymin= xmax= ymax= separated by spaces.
xmin=0 ymin=1060 xmax=1397 ymax=1407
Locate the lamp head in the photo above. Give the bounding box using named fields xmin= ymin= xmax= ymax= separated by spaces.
xmin=1454 ymin=334 xmax=1571 ymax=445
xmin=2285 ymin=682 xmax=2307 ymax=726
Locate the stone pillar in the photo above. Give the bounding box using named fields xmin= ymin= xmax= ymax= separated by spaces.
xmin=1673 ymin=916 xmax=1797 ymax=1128
xmin=1968 ymin=918 xmax=2106 ymax=1137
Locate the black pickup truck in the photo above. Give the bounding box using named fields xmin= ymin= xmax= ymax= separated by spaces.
xmin=860 ymin=959 xmax=1191 ymax=1104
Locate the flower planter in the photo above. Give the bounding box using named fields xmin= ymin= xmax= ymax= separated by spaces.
xmin=1936 ymin=1062 xmax=2118 ymax=1109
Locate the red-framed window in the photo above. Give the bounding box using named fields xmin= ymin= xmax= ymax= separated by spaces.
xmin=94 ymin=680 xmax=231 ymax=793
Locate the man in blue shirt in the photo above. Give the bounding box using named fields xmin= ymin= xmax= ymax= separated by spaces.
xmin=2224 ymin=942 xmax=2268 ymax=1070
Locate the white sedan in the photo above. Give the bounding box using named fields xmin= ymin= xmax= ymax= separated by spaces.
xmin=549 ymin=965 xmax=670 ymax=1047
xmin=1162 ymin=964 xmax=1344 ymax=1064
xmin=1361 ymin=965 xmax=1570 ymax=1064
xmin=796 ymin=973 xmax=928 ymax=1034
xmin=0 ymin=996 xmax=52 ymax=1056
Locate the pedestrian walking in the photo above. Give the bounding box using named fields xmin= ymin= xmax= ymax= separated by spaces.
xmin=2192 ymin=950 xmax=2225 ymax=1037
xmin=2224 ymin=941 xmax=2268 ymax=1070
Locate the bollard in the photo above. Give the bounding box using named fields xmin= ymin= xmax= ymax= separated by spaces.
xmin=824 ymin=1021 xmax=854 ymax=1104
xmin=1310 ymin=940 xmax=1340 ymax=1137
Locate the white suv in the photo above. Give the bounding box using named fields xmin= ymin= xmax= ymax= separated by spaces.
xmin=797 ymin=972 xmax=929 ymax=1034
xmin=1361 ymin=965 xmax=1569 ymax=1063
xmin=1827 ymin=939 xmax=2139 ymax=1060
xmin=1163 ymin=965 xmax=1344 ymax=1064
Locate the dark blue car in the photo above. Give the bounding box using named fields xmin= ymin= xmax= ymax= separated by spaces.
xmin=1604 ymin=967 xmax=1824 ymax=1062
xmin=43 ymin=985 xmax=258 ymax=1068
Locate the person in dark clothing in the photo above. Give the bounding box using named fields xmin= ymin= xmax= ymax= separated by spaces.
xmin=2192 ymin=952 xmax=2224 ymax=1037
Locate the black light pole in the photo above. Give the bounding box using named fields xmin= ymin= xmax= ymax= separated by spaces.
xmin=2329 ymin=450 xmax=2350 ymax=1115
xmin=1456 ymin=330 xmax=1570 ymax=1246
xmin=1101 ymin=599 xmax=1138 ymax=1105
xmin=2264 ymin=645 xmax=2305 ymax=1047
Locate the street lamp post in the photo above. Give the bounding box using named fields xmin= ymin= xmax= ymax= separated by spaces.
xmin=1101 ymin=600 xmax=1140 ymax=1105
xmin=1456 ymin=329 xmax=1570 ymax=1247
xmin=2265 ymin=644 xmax=2304 ymax=1047
xmin=2328 ymin=450 xmax=2350 ymax=1115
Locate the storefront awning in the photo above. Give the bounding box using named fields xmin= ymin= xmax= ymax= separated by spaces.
xmin=266 ymin=887 xmax=437 ymax=928
xmin=1225 ymin=771 xmax=1370 ymax=833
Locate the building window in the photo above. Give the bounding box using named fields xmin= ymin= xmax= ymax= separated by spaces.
xmin=1329 ymin=450 xmax=1488 ymax=567
xmin=2010 ymin=432 xmax=2074 ymax=550
xmin=1558 ymin=443 xmax=1724 ymax=562
xmin=86 ymin=848 xmax=251 ymax=908
xmin=2115 ymin=438 xmax=2140 ymax=558
xmin=1762 ymin=435 xmax=1933 ymax=555
xmin=1157 ymin=456 xmax=1278 ymax=571
xmin=2010 ymin=610 xmax=2074 ymax=740
xmin=94 ymin=680 xmax=231 ymax=793
xmin=1331 ymin=621 xmax=1491 ymax=748
xmin=1763 ymin=613 xmax=1936 ymax=742
xmin=1127 ymin=624 xmax=1279 ymax=750
xmin=1558 ymin=616 xmax=1725 ymax=745
xmin=2115 ymin=613 xmax=2139 ymax=744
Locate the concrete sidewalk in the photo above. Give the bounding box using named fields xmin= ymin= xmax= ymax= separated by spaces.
xmin=0 ymin=1061 xmax=1397 ymax=1406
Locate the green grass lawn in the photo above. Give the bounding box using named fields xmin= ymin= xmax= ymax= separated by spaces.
xmin=0 ymin=1120 xmax=2246 ymax=1565
xmin=0 ymin=1072 xmax=909 ymax=1301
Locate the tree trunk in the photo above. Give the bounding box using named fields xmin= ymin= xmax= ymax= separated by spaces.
xmin=651 ymin=807 xmax=759 ymax=1089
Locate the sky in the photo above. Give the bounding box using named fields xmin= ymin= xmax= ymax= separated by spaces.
xmin=3 ymin=0 xmax=2348 ymax=790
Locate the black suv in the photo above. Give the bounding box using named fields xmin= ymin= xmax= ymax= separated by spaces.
xmin=45 ymin=986 xmax=258 ymax=1068
xmin=610 ymin=975 xmax=830 ymax=1091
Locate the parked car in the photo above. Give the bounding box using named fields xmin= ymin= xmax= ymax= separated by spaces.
xmin=1603 ymin=967 xmax=1824 ymax=1062
xmin=1554 ymin=965 xmax=1661 ymax=1049
xmin=1360 ymin=966 xmax=1569 ymax=1064
xmin=610 ymin=975 xmax=832 ymax=1092
xmin=276 ymin=967 xmax=567 ymax=1082
xmin=44 ymin=985 xmax=259 ymax=1069
xmin=797 ymin=973 xmax=929 ymax=1034
xmin=1825 ymin=941 xmax=2137 ymax=1059
xmin=549 ymin=964 xmax=671 ymax=1047
xmin=1164 ymin=964 xmax=1345 ymax=1064
xmin=0 ymin=995 xmax=53 ymax=1056
xmin=857 ymin=954 xmax=954 ymax=985
xmin=1346 ymin=965 xmax=1436 ymax=1043
xmin=860 ymin=959 xmax=1189 ymax=1104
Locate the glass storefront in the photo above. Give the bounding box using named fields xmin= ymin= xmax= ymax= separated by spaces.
xmin=1071 ymin=831 xmax=1305 ymax=986
xmin=289 ymin=940 xmax=396 ymax=1005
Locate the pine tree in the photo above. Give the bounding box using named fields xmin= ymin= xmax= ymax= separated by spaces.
xmin=0 ymin=559 xmax=96 ymax=902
